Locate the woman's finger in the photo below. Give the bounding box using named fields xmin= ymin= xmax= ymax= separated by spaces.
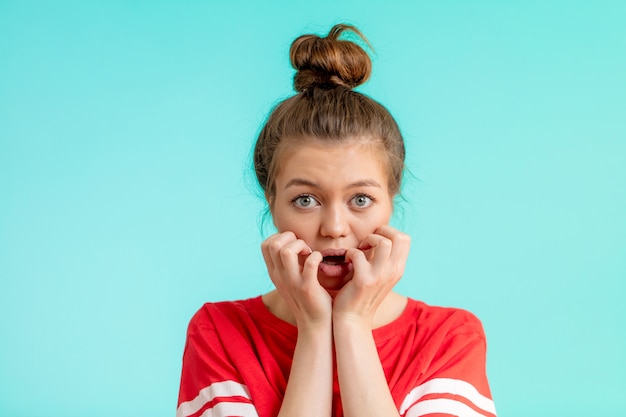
xmin=260 ymin=233 xmax=281 ymax=271
xmin=389 ymin=233 xmax=411 ymax=275
xmin=372 ymin=225 xmax=399 ymax=240
xmin=345 ymin=247 xmax=368 ymax=277
xmin=279 ymin=238 xmax=312 ymax=280
xmin=302 ymin=251 xmax=323 ymax=283
xmin=265 ymin=231 xmax=297 ymax=272
xmin=358 ymin=233 xmax=392 ymax=263
xmin=375 ymin=226 xmax=411 ymax=276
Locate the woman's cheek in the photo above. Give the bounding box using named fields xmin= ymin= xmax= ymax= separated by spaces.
xmin=275 ymin=214 xmax=308 ymax=240
xmin=358 ymin=223 xmax=383 ymax=240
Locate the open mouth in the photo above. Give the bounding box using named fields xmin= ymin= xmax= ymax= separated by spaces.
xmin=322 ymin=255 xmax=346 ymax=265
xmin=318 ymin=249 xmax=352 ymax=281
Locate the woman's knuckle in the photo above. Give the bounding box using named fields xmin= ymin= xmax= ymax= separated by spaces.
xmin=379 ymin=239 xmax=392 ymax=250
xmin=280 ymin=246 xmax=295 ymax=257
xmin=269 ymin=240 xmax=283 ymax=252
xmin=398 ymin=233 xmax=411 ymax=245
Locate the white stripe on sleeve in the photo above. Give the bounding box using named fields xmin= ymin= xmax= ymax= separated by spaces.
xmin=199 ymin=401 xmax=259 ymax=417
xmin=399 ymin=378 xmax=496 ymax=416
xmin=405 ymin=398 xmax=491 ymax=417
xmin=177 ymin=380 xmax=255 ymax=417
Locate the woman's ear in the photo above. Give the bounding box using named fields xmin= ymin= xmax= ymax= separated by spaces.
xmin=263 ymin=193 xmax=278 ymax=232
xmin=265 ymin=192 xmax=277 ymax=224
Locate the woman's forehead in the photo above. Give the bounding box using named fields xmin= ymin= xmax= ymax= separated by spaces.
xmin=275 ymin=141 xmax=390 ymax=188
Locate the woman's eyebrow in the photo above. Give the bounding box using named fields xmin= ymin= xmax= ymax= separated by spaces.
xmin=346 ymin=180 xmax=382 ymax=189
xmin=284 ymin=178 xmax=381 ymax=189
xmin=284 ymin=178 xmax=319 ymax=189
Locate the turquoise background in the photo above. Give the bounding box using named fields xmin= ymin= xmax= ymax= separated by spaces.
xmin=1 ymin=0 xmax=625 ymax=415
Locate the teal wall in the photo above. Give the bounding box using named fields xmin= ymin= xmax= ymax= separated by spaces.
xmin=1 ymin=1 xmax=625 ymax=415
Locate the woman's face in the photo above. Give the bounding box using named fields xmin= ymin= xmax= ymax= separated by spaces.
xmin=269 ymin=139 xmax=394 ymax=291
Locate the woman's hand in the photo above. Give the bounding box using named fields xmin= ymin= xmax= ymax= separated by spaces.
xmin=332 ymin=226 xmax=410 ymax=417
xmin=261 ymin=231 xmax=332 ymax=328
xmin=333 ymin=225 xmax=411 ymax=326
xmin=263 ymin=232 xmax=334 ymax=417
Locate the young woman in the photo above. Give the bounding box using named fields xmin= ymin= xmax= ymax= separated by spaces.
xmin=177 ymin=24 xmax=496 ymax=417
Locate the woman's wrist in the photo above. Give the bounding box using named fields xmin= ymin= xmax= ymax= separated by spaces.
xmin=332 ymin=312 xmax=373 ymax=335
xmin=297 ymin=317 xmax=333 ymax=337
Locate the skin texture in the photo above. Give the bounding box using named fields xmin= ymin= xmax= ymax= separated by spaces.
xmin=261 ymin=139 xmax=411 ymax=417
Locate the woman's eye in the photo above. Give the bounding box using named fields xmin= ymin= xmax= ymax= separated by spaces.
xmin=292 ymin=194 xmax=319 ymax=208
xmin=351 ymin=194 xmax=374 ymax=208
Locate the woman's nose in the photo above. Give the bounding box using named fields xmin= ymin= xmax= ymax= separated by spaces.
xmin=320 ymin=205 xmax=349 ymax=238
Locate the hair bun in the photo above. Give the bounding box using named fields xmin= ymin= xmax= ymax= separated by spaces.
xmin=289 ymin=24 xmax=372 ymax=92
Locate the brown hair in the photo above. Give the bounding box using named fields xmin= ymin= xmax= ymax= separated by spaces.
xmin=254 ymin=24 xmax=405 ymax=199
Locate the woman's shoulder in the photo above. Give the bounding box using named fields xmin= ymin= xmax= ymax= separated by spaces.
xmin=406 ymin=297 xmax=486 ymax=338
xmin=186 ymin=296 xmax=265 ymax=331
xmin=375 ymin=296 xmax=486 ymax=342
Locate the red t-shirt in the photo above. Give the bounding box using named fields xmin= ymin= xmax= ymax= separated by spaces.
xmin=177 ymin=296 xmax=496 ymax=417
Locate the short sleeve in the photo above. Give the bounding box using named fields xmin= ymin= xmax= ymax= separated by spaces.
xmin=176 ymin=309 xmax=259 ymax=417
xmin=398 ymin=310 xmax=497 ymax=417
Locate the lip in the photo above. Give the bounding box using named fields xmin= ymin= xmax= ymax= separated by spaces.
xmin=318 ymin=260 xmax=353 ymax=280
xmin=317 ymin=248 xmax=352 ymax=281
xmin=320 ymin=248 xmax=347 ymax=258
xmin=320 ymin=248 xmax=348 ymax=266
